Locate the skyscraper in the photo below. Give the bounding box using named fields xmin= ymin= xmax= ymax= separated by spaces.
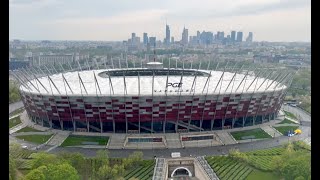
xmin=236 ymin=32 xmax=243 ymax=42
xmin=149 ymin=37 xmax=156 ymax=46
xmin=217 ymin=31 xmax=224 ymax=40
xmin=132 ymin=33 xmax=136 ymax=40
xmin=231 ymin=31 xmax=236 ymax=42
xmin=143 ymin=33 xmax=148 ymax=45
xmin=246 ymin=32 xmax=253 ymax=42
xmin=171 ymin=37 xmax=174 ymax=44
xmin=182 ymin=26 xmax=188 ymax=44
xmin=165 ymin=24 xmax=170 ymax=45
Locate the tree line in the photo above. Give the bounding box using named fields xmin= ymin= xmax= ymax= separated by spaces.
xmin=9 ymin=143 xmax=144 ymax=180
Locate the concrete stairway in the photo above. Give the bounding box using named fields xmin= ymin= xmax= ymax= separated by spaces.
xmin=47 ymin=132 xmax=70 ymax=146
xmin=215 ymin=131 xmax=237 ymax=145
xmin=107 ymin=134 xmax=126 ymax=149
xmin=165 ymin=134 xmax=182 ymax=148
xmin=261 ymin=125 xmax=282 ymax=137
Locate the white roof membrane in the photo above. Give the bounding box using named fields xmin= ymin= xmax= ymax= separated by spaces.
xmin=20 ymin=68 xmax=287 ymax=96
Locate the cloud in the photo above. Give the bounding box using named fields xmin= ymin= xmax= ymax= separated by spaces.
xmin=9 ymin=0 xmax=310 ymax=41
xmin=167 ymin=0 xmax=310 ymax=19
xmin=53 ymin=9 xmax=169 ymax=25
xmin=10 ymin=0 xmax=61 ymax=9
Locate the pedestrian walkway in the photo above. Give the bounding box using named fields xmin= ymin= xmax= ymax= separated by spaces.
xmin=152 ymin=158 xmax=166 ymax=180
xmin=46 ymin=131 xmax=70 ymax=146
xmin=215 ymin=131 xmax=237 ymax=145
xmin=9 ymin=111 xmax=29 ymax=134
xmin=304 ymin=137 xmax=311 ymax=146
xmin=107 ymin=134 xmax=126 ymax=149
xmin=165 ymin=133 xmax=182 ymax=148
xmin=285 ymin=116 xmax=299 ymax=123
xmin=195 ymin=156 xmax=219 ymax=180
xmin=261 ymin=125 xmax=282 ymax=138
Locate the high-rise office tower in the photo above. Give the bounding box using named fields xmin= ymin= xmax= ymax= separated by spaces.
xmin=231 ymin=31 xmax=236 ymax=42
xmin=182 ymin=26 xmax=189 ymax=44
xmin=236 ymin=31 xmax=243 ymax=42
xmin=220 ymin=31 xmax=225 ymax=40
xmin=171 ymin=37 xmax=174 ymax=43
xmin=246 ymin=32 xmax=253 ymax=42
xmin=165 ymin=24 xmax=170 ymax=45
xmin=143 ymin=33 xmax=148 ymax=45
xmin=132 ymin=33 xmax=136 ymax=40
xmin=149 ymin=37 xmax=156 ymax=46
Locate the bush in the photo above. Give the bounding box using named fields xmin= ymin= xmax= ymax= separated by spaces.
xmin=9 ymin=81 xmax=21 ymax=103
xmin=229 ymin=148 xmax=248 ymax=162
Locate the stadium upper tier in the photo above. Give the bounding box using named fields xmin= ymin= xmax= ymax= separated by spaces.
xmin=20 ymin=68 xmax=286 ymax=96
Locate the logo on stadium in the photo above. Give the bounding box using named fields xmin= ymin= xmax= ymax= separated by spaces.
xmin=167 ymin=83 xmax=183 ymax=88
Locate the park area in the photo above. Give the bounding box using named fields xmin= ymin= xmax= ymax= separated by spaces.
xmin=278 ymin=118 xmax=298 ymax=124
xmin=60 ymin=135 xmax=109 ymax=147
xmin=16 ymin=127 xmax=43 ymax=133
xmin=230 ymin=128 xmax=272 ymax=140
xmin=284 ymin=110 xmax=297 ymax=119
xmin=15 ymin=134 xmax=53 ymax=144
xmin=205 ymin=141 xmax=311 ymax=180
xmin=9 ymin=116 xmax=22 ymax=129
xmin=273 ymin=126 xmax=299 ymax=135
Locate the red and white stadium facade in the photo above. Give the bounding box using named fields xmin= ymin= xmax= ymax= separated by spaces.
xmin=14 ymin=62 xmax=292 ymax=133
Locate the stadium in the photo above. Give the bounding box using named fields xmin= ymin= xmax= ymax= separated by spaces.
xmin=14 ymin=61 xmax=291 ymax=133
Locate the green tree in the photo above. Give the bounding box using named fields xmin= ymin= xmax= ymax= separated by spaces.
xmin=26 ymin=164 xmax=80 ymax=180
xmin=96 ymin=164 xmax=124 ymax=180
xmin=295 ymin=176 xmax=305 ymax=180
xmin=25 ymin=168 xmax=46 ymax=180
xmin=9 ymin=81 xmax=21 ymax=103
xmin=271 ymin=147 xmax=311 ymax=180
xmin=91 ymin=150 xmax=110 ymax=179
xmin=46 ymin=163 xmax=80 ymax=180
xmin=229 ymin=148 xmax=248 ymax=162
xmin=57 ymin=152 xmax=89 ymax=179
xmin=31 ymin=152 xmax=65 ymax=169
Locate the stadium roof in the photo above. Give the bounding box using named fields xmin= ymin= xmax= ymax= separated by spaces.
xmin=20 ymin=68 xmax=287 ymax=96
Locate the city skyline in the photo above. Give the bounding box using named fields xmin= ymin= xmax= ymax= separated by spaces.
xmin=10 ymin=0 xmax=310 ymax=42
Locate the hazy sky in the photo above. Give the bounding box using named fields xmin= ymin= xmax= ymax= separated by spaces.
xmin=9 ymin=0 xmax=311 ymax=42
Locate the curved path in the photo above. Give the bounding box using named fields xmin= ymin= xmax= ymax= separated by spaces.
xmin=9 ymin=101 xmax=24 ymax=114
xmin=9 ymin=104 xmax=311 ymax=159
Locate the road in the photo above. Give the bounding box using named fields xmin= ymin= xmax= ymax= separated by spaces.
xmin=9 ymin=101 xmax=24 ymax=114
xmin=50 ymin=131 xmax=309 ymax=159
xmin=282 ymin=104 xmax=311 ymax=122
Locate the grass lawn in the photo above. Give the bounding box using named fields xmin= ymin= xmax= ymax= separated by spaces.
xmin=16 ymin=126 xmax=43 ymax=133
xmin=9 ymin=108 xmax=25 ymax=117
xmin=15 ymin=134 xmax=53 ymax=144
xmin=230 ymin=128 xmax=272 ymax=140
xmin=60 ymin=135 xmax=109 ymax=147
xmin=274 ymin=126 xmax=299 ymax=135
xmin=284 ymin=110 xmax=297 ymax=119
xmin=278 ymin=118 xmax=298 ymax=124
xmin=246 ymin=170 xmax=282 ymax=180
xmin=9 ymin=116 xmax=22 ymax=128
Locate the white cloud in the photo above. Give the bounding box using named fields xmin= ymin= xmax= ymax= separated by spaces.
xmin=53 ymin=9 xmax=169 ymax=25
xmin=9 ymin=0 xmax=310 ymax=41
